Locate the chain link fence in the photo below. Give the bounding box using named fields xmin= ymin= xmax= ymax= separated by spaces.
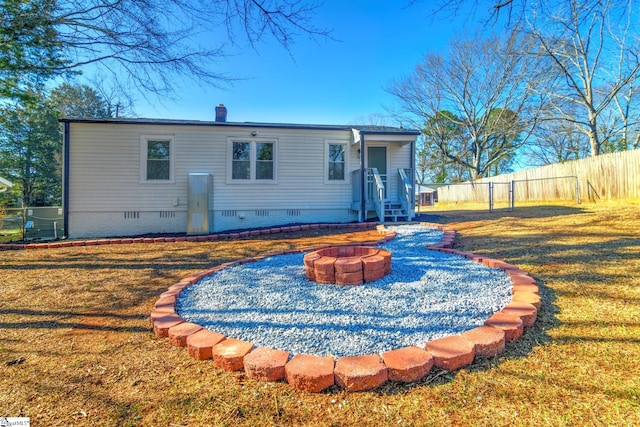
xmin=0 ymin=207 xmax=64 ymax=242
xmin=435 ymin=176 xmax=581 ymax=212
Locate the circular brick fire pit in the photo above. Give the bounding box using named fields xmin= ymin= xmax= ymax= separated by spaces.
xmin=303 ymin=246 xmax=392 ymax=286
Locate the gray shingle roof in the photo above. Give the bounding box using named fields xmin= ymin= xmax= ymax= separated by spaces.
xmin=58 ymin=117 xmax=420 ymax=135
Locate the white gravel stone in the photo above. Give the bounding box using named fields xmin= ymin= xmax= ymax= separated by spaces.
xmin=177 ymin=224 xmax=513 ymax=358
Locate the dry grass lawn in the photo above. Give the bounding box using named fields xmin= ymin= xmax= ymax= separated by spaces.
xmin=1 ymin=202 xmax=639 ymax=426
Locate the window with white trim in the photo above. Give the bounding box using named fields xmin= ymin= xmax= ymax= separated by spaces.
xmin=229 ymin=139 xmax=276 ymax=182
xmin=141 ymin=135 xmax=174 ymax=182
xmin=255 ymin=142 xmax=274 ymax=180
xmin=325 ymin=141 xmax=348 ymax=182
xmin=231 ymin=141 xmax=251 ymax=180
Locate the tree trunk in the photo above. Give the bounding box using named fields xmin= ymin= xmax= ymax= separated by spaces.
xmin=23 ymin=148 xmax=32 ymax=206
xmin=587 ymin=110 xmax=601 ymax=156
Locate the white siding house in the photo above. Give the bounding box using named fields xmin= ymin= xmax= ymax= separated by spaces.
xmin=61 ymin=116 xmax=419 ymax=238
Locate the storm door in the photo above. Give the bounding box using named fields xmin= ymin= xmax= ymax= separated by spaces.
xmin=367 ymin=146 xmax=388 ymax=200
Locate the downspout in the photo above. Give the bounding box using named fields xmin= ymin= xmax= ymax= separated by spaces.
xmin=62 ymin=121 xmax=70 ymax=239
xmin=359 ymin=131 xmax=366 ymax=222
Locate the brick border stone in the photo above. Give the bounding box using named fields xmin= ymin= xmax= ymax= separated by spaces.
xmin=211 ymin=338 xmax=254 ymax=371
xmin=244 ymin=347 xmax=291 ymax=382
xmin=461 ymin=326 xmax=506 ymax=357
xmin=0 ymin=221 xmax=377 ymax=251
xmin=285 ymin=354 xmax=335 ymax=393
xmin=168 ymin=322 xmax=202 ymax=347
xmin=381 ymin=346 xmax=434 ymax=383
xmin=424 ymin=335 xmax=476 ymax=370
xmin=186 ymin=329 xmax=226 ymax=360
xmin=147 ymin=222 xmax=540 ymax=392
xmin=152 ymin=314 xmax=185 ymax=338
xmin=334 ymin=354 xmax=388 ymax=391
xmin=4 ymin=220 xmax=540 ymax=392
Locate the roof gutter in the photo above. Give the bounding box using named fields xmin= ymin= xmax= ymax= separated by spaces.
xmin=58 ymin=118 xmax=422 ymax=136
xmin=57 ymin=117 xmax=355 ymax=133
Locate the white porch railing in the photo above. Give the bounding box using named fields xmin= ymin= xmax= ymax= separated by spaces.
xmin=371 ymin=168 xmax=385 ymax=221
xmin=351 ymin=168 xmax=382 ymax=206
xmin=398 ymin=168 xmax=414 ymax=221
xmin=352 ymin=168 xmax=412 ymax=222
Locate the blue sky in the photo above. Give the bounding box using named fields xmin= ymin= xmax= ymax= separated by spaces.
xmin=134 ymin=1 xmax=477 ymax=125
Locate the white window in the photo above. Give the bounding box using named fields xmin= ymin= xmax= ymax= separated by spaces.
xmin=228 ymin=139 xmax=277 ymax=182
xmin=141 ymin=135 xmax=174 ymax=183
xmin=231 ymin=141 xmax=251 ymax=180
xmin=325 ymin=140 xmax=348 ymax=183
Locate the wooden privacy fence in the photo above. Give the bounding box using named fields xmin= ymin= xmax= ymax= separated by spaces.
xmin=437 ymin=148 xmax=640 ymax=205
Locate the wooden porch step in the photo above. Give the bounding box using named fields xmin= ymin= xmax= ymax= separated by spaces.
xmin=384 ymin=202 xmax=408 ymax=222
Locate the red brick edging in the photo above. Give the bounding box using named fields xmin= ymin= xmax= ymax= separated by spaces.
xmin=0 ymin=222 xmax=379 ymax=251
xmin=151 ymin=222 xmax=540 ymax=393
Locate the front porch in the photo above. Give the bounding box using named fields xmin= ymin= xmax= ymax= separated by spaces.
xmin=351 ymin=168 xmax=415 ymax=222
xmin=348 ymin=126 xmax=420 ymax=223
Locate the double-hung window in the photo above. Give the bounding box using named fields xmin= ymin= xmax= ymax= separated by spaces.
xmin=141 ymin=135 xmax=174 ymax=182
xmin=255 ymin=142 xmax=274 ymax=180
xmin=231 ymin=142 xmax=251 ymax=180
xmin=325 ymin=141 xmax=348 ymax=183
xmin=229 ymin=140 xmax=276 ymax=182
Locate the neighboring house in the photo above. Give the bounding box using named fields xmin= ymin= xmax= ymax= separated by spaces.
xmin=416 ymin=184 xmax=437 ymax=206
xmin=0 ymin=176 xmax=13 ymax=193
xmin=60 ymin=107 xmax=420 ymax=238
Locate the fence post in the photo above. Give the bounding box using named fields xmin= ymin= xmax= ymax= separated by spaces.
xmin=488 ymin=182 xmax=493 ymax=213
xmin=21 ymin=207 xmax=26 ymax=241
xmin=510 ymin=180 xmax=515 ymax=211
xmin=575 ymin=176 xmax=581 ymax=204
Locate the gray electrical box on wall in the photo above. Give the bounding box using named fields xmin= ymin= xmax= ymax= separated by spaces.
xmin=187 ymin=173 xmax=211 ymax=235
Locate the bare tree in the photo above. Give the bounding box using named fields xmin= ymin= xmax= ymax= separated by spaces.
xmin=1 ymin=0 xmax=331 ymax=100
xmin=522 ymin=116 xmax=590 ymax=166
xmin=348 ymin=113 xmax=392 ymax=127
xmin=387 ymin=31 xmax=545 ymax=180
xmin=525 ymin=1 xmax=640 ymax=156
xmin=612 ymin=84 xmax=640 ymax=149
xmin=424 ymin=0 xmax=640 ymax=157
xmin=411 ymin=0 xmax=529 ymax=27
xmin=423 ymin=0 xmax=633 ymax=25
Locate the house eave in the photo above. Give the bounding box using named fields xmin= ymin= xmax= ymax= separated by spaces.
xmin=58 ymin=117 xmax=353 ymax=131
xmin=351 ymin=128 xmax=420 ymax=146
xmin=58 ymin=118 xmax=421 ymax=139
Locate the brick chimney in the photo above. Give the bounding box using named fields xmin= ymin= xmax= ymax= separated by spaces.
xmin=215 ymin=104 xmax=227 ymax=122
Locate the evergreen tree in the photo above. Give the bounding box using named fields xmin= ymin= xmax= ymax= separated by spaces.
xmin=0 ymin=92 xmax=61 ymax=206
xmin=0 ymin=83 xmax=113 ymax=206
